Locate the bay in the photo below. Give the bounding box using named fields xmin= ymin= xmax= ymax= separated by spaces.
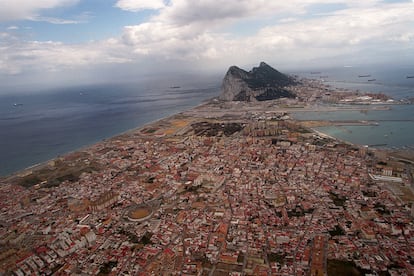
xmin=292 ymin=65 xmax=414 ymax=148
xmin=0 ymin=78 xmax=221 ymax=176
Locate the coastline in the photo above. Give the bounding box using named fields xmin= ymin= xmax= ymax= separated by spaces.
xmin=310 ymin=128 xmax=344 ymax=143
xmin=293 ymin=109 xmax=414 ymax=150
xmin=3 ymin=75 xmax=413 ymax=179
xmin=0 ymin=115 xmax=397 ymax=180
xmin=1 ymin=99 xmax=215 ymax=180
xmin=3 ymin=61 xmax=414 ymax=275
xmin=0 ymin=82 xmax=222 ymax=178
xmin=1 ymin=102 xmax=387 ymax=181
xmin=2 ymin=81 xmax=414 ymax=275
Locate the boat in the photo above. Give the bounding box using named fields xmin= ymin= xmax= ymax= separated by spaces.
xmin=310 ymin=72 xmax=321 ymax=74
xmin=13 ymin=103 xmax=23 ymax=107
xmin=170 ymin=86 xmax=181 ymax=89
xmin=358 ymin=75 xmax=371 ymax=78
xmin=367 ymin=79 xmax=376 ymax=81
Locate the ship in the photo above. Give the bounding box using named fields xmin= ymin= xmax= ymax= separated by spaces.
xmin=358 ymin=74 xmax=371 ymax=78
xmin=310 ymin=72 xmax=321 ymax=74
xmin=407 ymin=76 xmax=414 ymax=79
xmin=170 ymin=86 xmax=181 ymax=89
xmin=367 ymin=79 xmax=376 ymax=82
xmin=13 ymin=103 xmax=23 ymax=107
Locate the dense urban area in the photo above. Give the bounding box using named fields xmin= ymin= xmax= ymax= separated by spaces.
xmin=1 ymin=78 xmax=414 ymax=276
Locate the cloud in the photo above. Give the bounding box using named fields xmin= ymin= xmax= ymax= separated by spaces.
xmin=2 ymin=0 xmax=414 ymax=84
xmin=29 ymin=16 xmax=81 ymax=24
xmin=154 ymin=0 xmax=382 ymax=26
xmin=115 ymin=0 xmax=166 ymax=11
xmin=120 ymin=1 xmax=414 ymax=67
xmin=0 ymin=35 xmax=131 ymax=75
xmin=122 ymin=22 xmax=225 ymax=62
xmin=255 ymin=4 xmax=414 ymax=48
xmin=0 ymin=0 xmax=79 ymax=22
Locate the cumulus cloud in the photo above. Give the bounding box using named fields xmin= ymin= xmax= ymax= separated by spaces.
xmin=255 ymin=4 xmax=414 ymax=48
xmin=122 ymin=22 xmax=225 ymax=62
xmin=115 ymin=0 xmax=166 ymax=11
xmin=29 ymin=16 xmax=81 ymax=24
xmin=154 ymin=0 xmax=381 ymax=26
xmin=0 ymin=0 xmax=79 ymax=22
xmin=2 ymin=0 xmax=414 ymax=82
xmin=119 ymin=0 xmax=414 ymax=68
xmin=0 ymin=35 xmax=131 ymax=75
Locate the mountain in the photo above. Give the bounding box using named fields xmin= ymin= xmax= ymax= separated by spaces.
xmin=219 ymin=62 xmax=297 ymax=101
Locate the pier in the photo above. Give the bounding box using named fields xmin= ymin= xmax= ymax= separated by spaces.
xmin=299 ymin=119 xmax=414 ymax=128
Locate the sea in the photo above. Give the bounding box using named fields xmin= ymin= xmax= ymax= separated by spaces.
xmin=291 ymin=64 xmax=414 ymax=149
xmin=1 ymin=65 xmax=414 ymax=177
xmin=0 ymin=76 xmax=221 ymax=176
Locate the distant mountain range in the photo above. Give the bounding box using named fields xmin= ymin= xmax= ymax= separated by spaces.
xmin=219 ymin=62 xmax=297 ymax=102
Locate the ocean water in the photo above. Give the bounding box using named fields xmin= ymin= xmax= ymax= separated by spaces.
xmin=292 ymin=65 xmax=414 ymax=148
xmin=1 ymin=65 xmax=413 ymax=177
xmin=0 ymin=78 xmax=221 ymax=176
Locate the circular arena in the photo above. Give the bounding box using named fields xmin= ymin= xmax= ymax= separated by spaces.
xmin=126 ymin=206 xmax=153 ymax=222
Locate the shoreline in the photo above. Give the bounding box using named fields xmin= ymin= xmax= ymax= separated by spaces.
xmin=1 ymin=99 xmax=215 ymax=180
xmin=2 ymin=68 xmax=414 ymax=275
xmin=310 ymin=128 xmax=343 ymax=142
xmin=2 ymin=75 xmax=413 ymax=179
xmin=3 ymin=101 xmax=411 ymax=180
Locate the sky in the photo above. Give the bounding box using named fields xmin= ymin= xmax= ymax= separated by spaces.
xmin=1 ymin=0 xmax=414 ymax=91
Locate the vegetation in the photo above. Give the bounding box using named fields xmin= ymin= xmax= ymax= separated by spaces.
xmin=237 ymin=252 xmax=245 ymax=263
xmin=119 ymin=229 xmax=140 ymax=244
xmin=185 ymin=184 xmax=202 ymax=193
xmin=329 ymin=192 xmax=347 ymax=207
xmin=362 ymin=190 xmax=377 ymax=197
xmin=287 ymin=205 xmax=313 ymax=218
xmin=287 ymin=206 xmax=305 ymax=218
xmin=296 ymin=126 xmax=312 ymax=134
xmin=327 ymin=260 xmax=362 ymax=276
xmin=374 ymin=202 xmax=391 ymax=215
xmin=329 ymin=225 xmax=345 ymax=236
xmin=143 ymin=128 xmax=157 ymax=134
xmin=255 ymin=88 xmax=295 ymax=101
xmin=192 ymin=122 xmax=244 ymax=137
xmin=98 ymin=261 xmax=118 ymax=275
xmin=268 ymin=252 xmax=285 ymax=264
xmin=146 ymin=176 xmax=156 ymax=183
xmin=140 ymin=232 xmax=153 ymax=245
xmin=18 ymin=175 xmax=42 ymax=187
xmin=246 ymin=62 xmax=296 ymax=89
xmin=16 ymin=156 xmax=101 ymax=188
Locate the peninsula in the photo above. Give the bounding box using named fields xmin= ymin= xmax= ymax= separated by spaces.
xmin=1 ymin=63 xmax=413 ymax=276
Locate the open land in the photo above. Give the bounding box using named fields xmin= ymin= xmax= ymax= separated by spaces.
xmin=1 ymin=79 xmax=414 ymax=275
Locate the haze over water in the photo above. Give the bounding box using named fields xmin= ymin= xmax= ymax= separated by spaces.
xmin=293 ymin=65 xmax=414 ymax=148
xmin=1 ymin=64 xmax=414 ymax=177
xmin=0 ymin=78 xmax=220 ymax=176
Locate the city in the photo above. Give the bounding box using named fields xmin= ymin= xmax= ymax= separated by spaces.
xmin=1 ymin=86 xmax=414 ymax=275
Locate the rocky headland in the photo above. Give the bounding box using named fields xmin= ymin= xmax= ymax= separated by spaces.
xmin=219 ymin=62 xmax=297 ymax=101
